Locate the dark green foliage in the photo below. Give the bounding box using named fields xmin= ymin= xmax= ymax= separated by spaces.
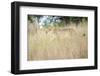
xmin=28 ymin=15 xmax=88 ymax=27
xmin=28 ymin=15 xmax=33 ymax=23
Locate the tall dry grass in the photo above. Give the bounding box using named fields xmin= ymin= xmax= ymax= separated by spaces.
xmin=28 ymin=22 xmax=88 ymax=61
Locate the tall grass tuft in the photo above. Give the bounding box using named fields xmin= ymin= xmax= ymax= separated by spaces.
xmin=28 ymin=22 xmax=88 ymax=61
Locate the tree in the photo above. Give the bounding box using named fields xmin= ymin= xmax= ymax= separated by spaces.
xmin=28 ymin=15 xmax=87 ymax=28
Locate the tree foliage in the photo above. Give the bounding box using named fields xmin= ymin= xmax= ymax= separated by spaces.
xmin=28 ymin=15 xmax=87 ymax=27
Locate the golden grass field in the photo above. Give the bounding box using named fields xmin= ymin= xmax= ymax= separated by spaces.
xmin=27 ymin=22 xmax=88 ymax=61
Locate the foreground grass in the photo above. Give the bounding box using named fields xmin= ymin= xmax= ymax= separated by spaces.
xmin=28 ymin=23 xmax=88 ymax=61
